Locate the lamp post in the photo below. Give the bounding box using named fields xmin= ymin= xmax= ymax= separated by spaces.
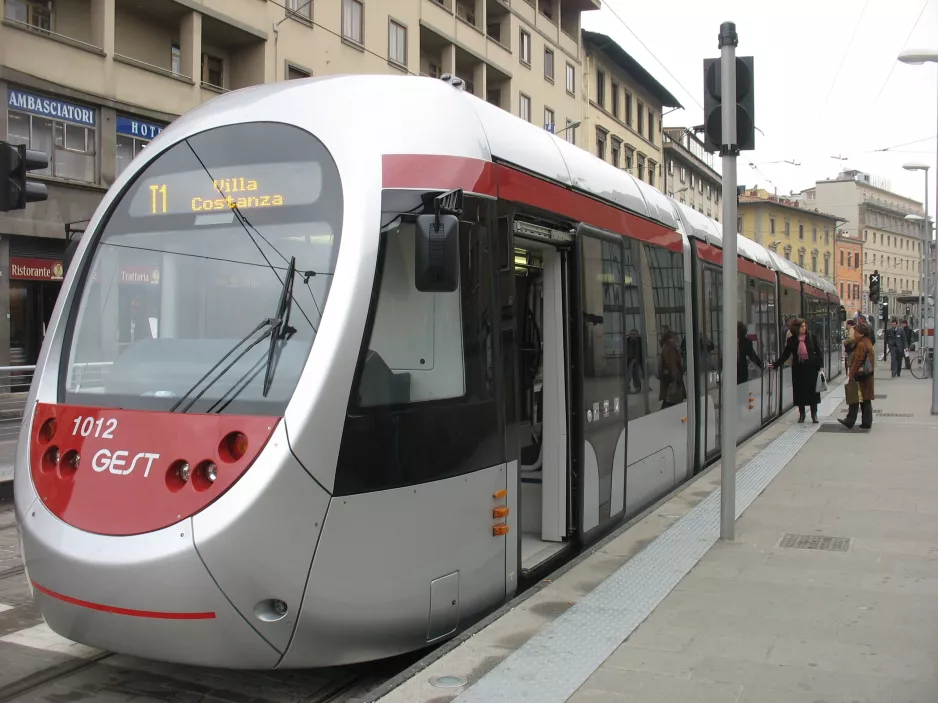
xmin=903 ymin=164 xmax=929 ymax=330
xmin=898 ymin=48 xmax=938 ymax=414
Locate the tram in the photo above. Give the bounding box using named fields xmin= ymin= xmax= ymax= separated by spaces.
xmin=14 ymin=75 xmax=840 ymax=670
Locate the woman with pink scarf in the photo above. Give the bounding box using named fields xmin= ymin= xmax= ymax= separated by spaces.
xmin=770 ymin=318 xmax=824 ymax=423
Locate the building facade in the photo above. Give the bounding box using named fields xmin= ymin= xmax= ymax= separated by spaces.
xmin=835 ymin=234 xmax=863 ymax=318
xmin=580 ymin=29 xmax=681 ymax=187
xmin=737 ymin=189 xmax=841 ymax=282
xmin=0 ymin=0 xmax=600 ymax=366
xmin=797 ymin=170 xmax=926 ymax=319
xmin=662 ymin=127 xmax=721 ymax=222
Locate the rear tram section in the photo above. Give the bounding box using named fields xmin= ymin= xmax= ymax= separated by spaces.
xmin=16 ymin=77 xmax=841 ymax=670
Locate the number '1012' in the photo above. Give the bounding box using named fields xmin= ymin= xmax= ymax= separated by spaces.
xmin=72 ymin=416 xmax=118 ymax=439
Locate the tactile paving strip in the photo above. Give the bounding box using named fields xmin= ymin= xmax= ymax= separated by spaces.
xmin=454 ymin=385 xmax=845 ymax=703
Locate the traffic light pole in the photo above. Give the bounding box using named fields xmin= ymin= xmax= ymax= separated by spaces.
xmin=718 ymin=22 xmax=739 ymax=542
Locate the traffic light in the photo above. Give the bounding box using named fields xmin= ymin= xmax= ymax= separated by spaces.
xmin=702 ymin=56 xmax=755 ymax=154
xmin=869 ymin=270 xmax=880 ymax=303
xmin=0 ymin=141 xmax=48 ymax=212
xmin=881 ymin=296 xmax=889 ymax=323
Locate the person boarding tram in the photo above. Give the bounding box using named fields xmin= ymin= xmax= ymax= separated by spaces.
xmin=770 ymin=318 xmax=824 ymax=424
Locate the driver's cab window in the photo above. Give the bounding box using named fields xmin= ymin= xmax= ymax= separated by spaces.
xmin=355 ymin=195 xmax=492 ymax=409
xmin=358 ymin=219 xmax=466 ymax=406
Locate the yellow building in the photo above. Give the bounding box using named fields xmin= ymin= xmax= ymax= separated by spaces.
xmin=738 ymin=189 xmax=843 ymax=283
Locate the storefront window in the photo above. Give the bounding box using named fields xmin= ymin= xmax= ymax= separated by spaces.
xmin=116 ymin=115 xmax=166 ymax=177
xmin=6 ymin=88 xmax=96 ymax=182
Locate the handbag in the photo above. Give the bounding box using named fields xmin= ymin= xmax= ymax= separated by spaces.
xmin=815 ymin=370 xmax=828 ymax=393
xmin=855 ymin=344 xmax=873 ymax=380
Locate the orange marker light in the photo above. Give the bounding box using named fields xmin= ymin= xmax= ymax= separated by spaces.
xmin=493 ymin=523 xmax=509 ymax=536
xmin=493 ymin=489 xmax=508 ymax=499
xmin=493 ymin=506 xmax=509 ymax=518
xmin=38 ymin=418 xmax=57 ymax=444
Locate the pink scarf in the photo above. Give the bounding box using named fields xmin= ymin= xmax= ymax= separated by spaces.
xmin=797 ymin=333 xmax=809 ymax=362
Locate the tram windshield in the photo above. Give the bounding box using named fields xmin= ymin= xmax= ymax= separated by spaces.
xmin=61 ymin=122 xmax=343 ymax=415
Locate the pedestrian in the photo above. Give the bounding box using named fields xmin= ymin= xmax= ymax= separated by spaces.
xmin=886 ymin=316 xmax=907 ymax=377
xmin=901 ymin=319 xmax=913 ymax=370
xmin=840 ymin=321 xmax=875 ymax=429
xmin=771 ymin=318 xmax=824 ymax=423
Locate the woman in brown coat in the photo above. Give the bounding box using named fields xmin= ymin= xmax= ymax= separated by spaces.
xmin=841 ymin=321 xmax=875 ymax=429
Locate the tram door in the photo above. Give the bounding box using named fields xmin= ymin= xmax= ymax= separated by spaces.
xmin=758 ymin=283 xmax=778 ymax=424
xmin=507 ymin=221 xmax=576 ymax=577
xmin=702 ymin=267 xmax=722 ymax=459
xmin=572 ymin=225 xmax=628 ymax=543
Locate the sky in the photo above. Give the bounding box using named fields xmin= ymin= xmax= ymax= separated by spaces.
xmin=581 ymin=0 xmax=938 ymax=221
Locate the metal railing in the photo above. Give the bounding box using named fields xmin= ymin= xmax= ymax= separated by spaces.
xmin=0 ymin=365 xmax=35 ymax=442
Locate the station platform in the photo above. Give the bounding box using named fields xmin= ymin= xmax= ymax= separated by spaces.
xmin=370 ymin=368 xmax=938 ymax=703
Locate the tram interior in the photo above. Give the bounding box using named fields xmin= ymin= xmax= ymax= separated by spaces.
xmin=514 ymin=240 xmax=571 ymax=572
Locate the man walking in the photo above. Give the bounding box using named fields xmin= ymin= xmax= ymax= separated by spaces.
xmin=886 ymin=316 xmax=907 ymax=377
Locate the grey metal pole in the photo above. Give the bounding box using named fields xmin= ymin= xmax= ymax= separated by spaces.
xmin=719 ymin=21 xmax=739 ymax=542
xmin=932 ymin=71 xmax=938 ymax=413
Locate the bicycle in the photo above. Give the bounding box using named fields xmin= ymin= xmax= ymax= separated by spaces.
xmin=909 ymin=347 xmax=934 ymax=379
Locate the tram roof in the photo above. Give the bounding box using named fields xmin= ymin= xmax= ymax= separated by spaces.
xmin=154 ymin=75 xmax=836 ymax=299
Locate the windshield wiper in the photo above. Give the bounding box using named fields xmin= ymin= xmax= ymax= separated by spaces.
xmin=170 ymin=257 xmax=297 ymax=413
xmin=263 ymin=256 xmax=297 ymax=396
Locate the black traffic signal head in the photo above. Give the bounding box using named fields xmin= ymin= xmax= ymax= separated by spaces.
xmin=0 ymin=141 xmax=48 ymax=212
xmin=702 ymin=56 xmax=755 ymax=154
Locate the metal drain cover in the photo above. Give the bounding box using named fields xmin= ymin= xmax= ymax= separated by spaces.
xmin=880 ymin=412 xmax=914 ymax=417
xmin=779 ymin=534 xmax=850 ymax=552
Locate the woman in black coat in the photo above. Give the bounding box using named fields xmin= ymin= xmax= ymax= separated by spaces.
xmin=770 ymin=318 xmax=824 ymax=423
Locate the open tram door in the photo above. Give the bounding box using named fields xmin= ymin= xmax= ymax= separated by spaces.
xmin=570 ymin=224 xmax=629 ymax=545
xmin=503 ymin=213 xmax=578 ymax=578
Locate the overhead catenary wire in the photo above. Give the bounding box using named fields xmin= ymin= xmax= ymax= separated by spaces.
xmin=870 ymin=0 xmax=933 ymax=112
xmin=602 ymin=0 xmax=703 ymax=112
xmin=808 ymin=0 xmax=871 ymax=150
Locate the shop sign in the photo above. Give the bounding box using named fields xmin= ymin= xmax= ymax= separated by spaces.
xmin=11 ymin=257 xmax=64 ymax=281
xmin=116 ymin=115 xmax=165 ymax=140
xmin=119 ymin=266 xmax=160 ymax=285
xmin=7 ymin=88 xmax=96 ymax=127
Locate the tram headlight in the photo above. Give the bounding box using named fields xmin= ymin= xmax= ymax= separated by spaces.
xmin=177 ymin=462 xmax=191 ymax=482
xmin=202 ymin=462 xmax=217 ymax=483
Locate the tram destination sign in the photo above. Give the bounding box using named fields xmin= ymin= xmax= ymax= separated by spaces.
xmin=127 ymin=161 xmax=322 ymax=218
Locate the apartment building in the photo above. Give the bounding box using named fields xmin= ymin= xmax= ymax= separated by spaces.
xmin=661 ymin=126 xmax=721 ymax=222
xmin=797 ymin=170 xmax=926 ymax=318
xmin=737 ymin=188 xmax=842 ymax=282
xmin=580 ymin=29 xmax=680 ymax=187
xmin=0 ymin=0 xmax=598 ymax=366
xmin=834 ymin=233 xmax=863 ymax=318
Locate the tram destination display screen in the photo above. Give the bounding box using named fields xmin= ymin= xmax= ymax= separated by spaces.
xmin=126 ymin=161 xmax=323 ymax=218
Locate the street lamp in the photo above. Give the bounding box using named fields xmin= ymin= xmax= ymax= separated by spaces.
xmin=898 ymin=47 xmax=938 ymax=414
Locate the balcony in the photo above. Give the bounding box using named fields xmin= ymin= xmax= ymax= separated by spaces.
xmin=486 ymin=64 xmax=510 ymax=111
xmin=200 ymin=13 xmax=266 ymax=92
xmin=1 ymin=0 xmax=106 ymax=92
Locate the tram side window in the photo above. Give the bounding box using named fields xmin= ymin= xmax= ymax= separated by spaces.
xmin=738 ymin=273 xmax=759 ymax=382
xmin=638 ymin=243 xmax=686 ymax=413
xmin=619 ymin=237 xmax=648 ymax=418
